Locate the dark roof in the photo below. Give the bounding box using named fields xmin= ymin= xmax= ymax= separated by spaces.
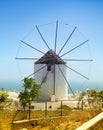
xmin=35 ymin=49 xmax=66 ymax=64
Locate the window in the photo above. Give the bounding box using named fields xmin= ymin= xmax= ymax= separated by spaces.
xmin=47 ymin=64 xmax=52 ymax=71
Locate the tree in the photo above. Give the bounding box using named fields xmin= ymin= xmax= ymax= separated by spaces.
xmin=98 ymin=90 xmax=103 ymax=100
xmin=87 ymin=89 xmax=103 ymax=110
xmin=18 ymin=77 xmax=41 ymax=110
xmin=0 ymin=91 xmax=9 ymax=102
xmin=0 ymin=90 xmax=9 ymax=109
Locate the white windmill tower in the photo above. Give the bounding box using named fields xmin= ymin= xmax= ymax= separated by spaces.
xmin=16 ymin=21 xmax=92 ymax=101
xmin=34 ymin=49 xmax=68 ymax=101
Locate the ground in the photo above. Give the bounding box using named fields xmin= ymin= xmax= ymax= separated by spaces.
xmin=0 ymin=108 xmax=102 ymax=130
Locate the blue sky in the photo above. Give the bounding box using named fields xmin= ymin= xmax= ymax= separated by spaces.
xmin=0 ymin=0 xmax=103 ymax=91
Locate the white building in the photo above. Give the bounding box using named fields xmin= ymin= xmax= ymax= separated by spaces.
xmin=34 ymin=50 xmax=68 ymax=101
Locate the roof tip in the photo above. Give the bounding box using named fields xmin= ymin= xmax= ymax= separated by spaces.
xmin=35 ymin=50 xmax=66 ymax=64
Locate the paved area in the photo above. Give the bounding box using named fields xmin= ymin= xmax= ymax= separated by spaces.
xmin=75 ymin=112 xmax=103 ymax=130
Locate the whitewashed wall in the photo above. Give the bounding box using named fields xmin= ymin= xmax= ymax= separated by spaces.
xmin=34 ymin=64 xmax=68 ymax=101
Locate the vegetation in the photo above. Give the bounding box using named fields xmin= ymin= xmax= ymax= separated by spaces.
xmin=0 ymin=90 xmax=9 ymax=103
xmin=87 ymin=119 xmax=103 ymax=130
xmin=0 ymin=87 xmax=103 ymax=130
xmin=0 ymin=109 xmax=14 ymax=130
xmin=18 ymin=77 xmax=41 ymax=110
xmin=0 ymin=108 xmax=102 ymax=130
xmin=85 ymin=89 xmax=103 ymax=110
xmin=58 ymin=105 xmax=72 ymax=110
xmin=0 ymin=90 xmax=9 ymax=108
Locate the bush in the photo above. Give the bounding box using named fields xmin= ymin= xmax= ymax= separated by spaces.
xmin=58 ymin=105 xmax=72 ymax=110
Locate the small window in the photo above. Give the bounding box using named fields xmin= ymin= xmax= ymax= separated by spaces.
xmin=49 ymin=105 xmax=52 ymax=109
xmin=47 ymin=64 xmax=52 ymax=71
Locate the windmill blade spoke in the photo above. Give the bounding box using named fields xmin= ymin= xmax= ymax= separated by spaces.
xmin=67 ymin=82 xmax=75 ymax=96
xmin=23 ymin=65 xmax=47 ymax=80
xmin=20 ymin=40 xmax=45 ymax=54
xmin=15 ymin=57 xmax=39 ymax=60
xmin=54 ymin=20 xmax=58 ymax=52
xmin=34 ymin=65 xmax=47 ymax=75
xmin=58 ymin=65 xmax=75 ymax=96
xmin=65 ymin=64 xmax=89 ymax=80
xmin=60 ymin=40 xmax=89 ymax=57
xmin=53 ymin=65 xmax=56 ymax=95
xmin=25 ymin=72 xmax=35 ymax=79
xmin=58 ymin=26 xmax=77 ymax=55
xmin=36 ymin=25 xmax=50 ymax=50
xmin=40 ymin=71 xmax=49 ymax=86
xmin=63 ymin=59 xmax=93 ymax=62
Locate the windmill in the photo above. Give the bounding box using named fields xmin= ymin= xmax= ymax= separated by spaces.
xmin=16 ymin=21 xmax=92 ymax=101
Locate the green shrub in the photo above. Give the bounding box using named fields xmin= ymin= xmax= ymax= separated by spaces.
xmin=58 ymin=105 xmax=72 ymax=110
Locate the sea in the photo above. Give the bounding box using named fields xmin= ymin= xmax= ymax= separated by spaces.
xmin=0 ymin=80 xmax=103 ymax=93
xmin=0 ymin=80 xmax=23 ymax=92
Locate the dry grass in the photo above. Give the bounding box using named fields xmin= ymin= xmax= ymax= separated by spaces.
xmin=30 ymin=110 xmax=100 ymax=130
xmin=0 ymin=108 xmax=101 ymax=130
xmin=0 ymin=109 xmax=14 ymax=130
xmin=87 ymin=119 xmax=103 ymax=130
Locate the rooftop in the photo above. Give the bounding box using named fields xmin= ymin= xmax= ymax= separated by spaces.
xmin=35 ymin=49 xmax=66 ymax=65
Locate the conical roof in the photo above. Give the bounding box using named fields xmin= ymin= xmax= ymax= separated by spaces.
xmin=35 ymin=49 xmax=66 ymax=64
